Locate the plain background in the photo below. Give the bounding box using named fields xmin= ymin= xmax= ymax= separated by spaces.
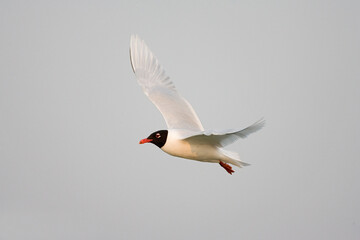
xmin=1 ymin=0 xmax=359 ymax=239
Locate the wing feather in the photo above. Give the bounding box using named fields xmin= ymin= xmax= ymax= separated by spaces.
xmin=184 ymin=118 xmax=265 ymax=147
xmin=130 ymin=35 xmax=204 ymax=131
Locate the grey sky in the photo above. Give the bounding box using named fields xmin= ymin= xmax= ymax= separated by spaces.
xmin=1 ymin=0 xmax=359 ymax=239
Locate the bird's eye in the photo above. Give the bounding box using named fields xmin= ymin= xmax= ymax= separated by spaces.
xmin=155 ymin=133 xmax=161 ymax=138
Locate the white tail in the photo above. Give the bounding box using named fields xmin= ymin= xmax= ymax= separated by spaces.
xmin=219 ymin=148 xmax=250 ymax=168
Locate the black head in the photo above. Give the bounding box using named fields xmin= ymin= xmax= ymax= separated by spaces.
xmin=139 ymin=130 xmax=168 ymax=148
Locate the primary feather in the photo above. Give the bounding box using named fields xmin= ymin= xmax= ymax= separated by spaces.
xmin=130 ymin=35 xmax=204 ymax=131
xmin=184 ymin=118 xmax=265 ymax=147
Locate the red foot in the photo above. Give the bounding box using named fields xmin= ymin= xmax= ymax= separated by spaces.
xmin=219 ymin=161 xmax=234 ymax=175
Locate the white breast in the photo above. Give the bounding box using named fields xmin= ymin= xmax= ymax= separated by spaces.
xmin=161 ymin=130 xmax=222 ymax=163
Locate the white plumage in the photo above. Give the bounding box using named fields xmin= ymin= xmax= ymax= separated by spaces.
xmin=130 ymin=35 xmax=204 ymax=132
xmin=130 ymin=35 xmax=264 ymax=174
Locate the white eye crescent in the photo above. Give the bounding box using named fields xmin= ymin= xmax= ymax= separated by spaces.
xmin=156 ymin=133 xmax=161 ymax=138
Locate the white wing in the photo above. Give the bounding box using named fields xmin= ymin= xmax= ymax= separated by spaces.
xmin=130 ymin=35 xmax=204 ymax=131
xmin=184 ymin=118 xmax=265 ymax=147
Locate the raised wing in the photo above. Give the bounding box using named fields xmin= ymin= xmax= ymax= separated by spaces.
xmin=184 ymin=118 xmax=265 ymax=147
xmin=130 ymin=35 xmax=204 ymax=131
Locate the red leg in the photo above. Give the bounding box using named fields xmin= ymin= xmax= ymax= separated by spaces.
xmin=219 ymin=161 xmax=234 ymax=175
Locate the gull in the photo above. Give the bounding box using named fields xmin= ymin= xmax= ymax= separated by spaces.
xmin=130 ymin=35 xmax=264 ymax=174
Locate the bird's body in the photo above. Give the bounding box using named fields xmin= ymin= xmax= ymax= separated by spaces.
xmin=162 ymin=130 xmax=221 ymax=162
xmin=130 ymin=35 xmax=264 ymax=174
